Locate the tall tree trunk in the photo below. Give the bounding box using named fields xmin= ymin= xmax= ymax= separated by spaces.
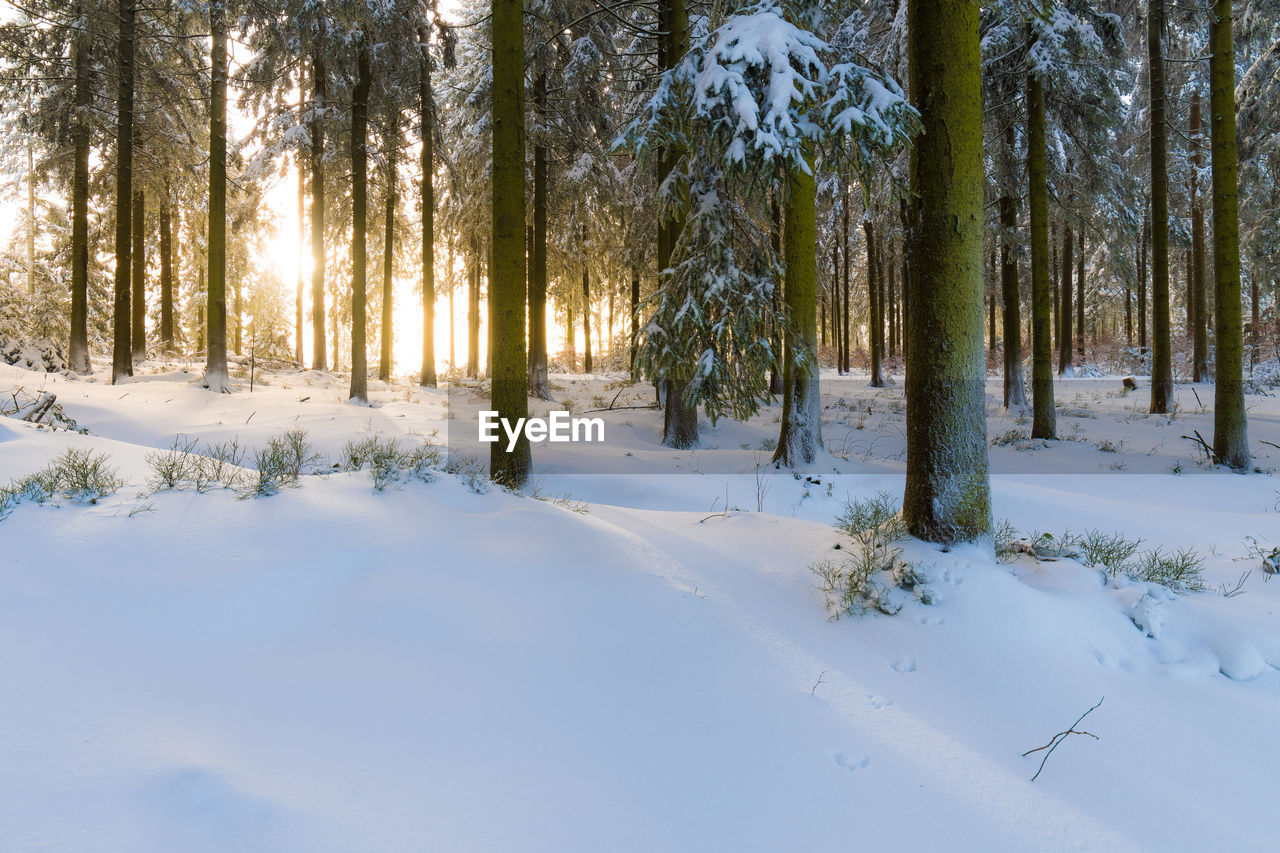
xmin=866 ymin=220 xmax=884 ymax=387
xmin=904 ymin=0 xmax=990 ymax=542
xmin=205 ymin=0 xmax=230 ymax=391
xmin=379 ymin=114 xmax=398 ymax=382
xmin=1051 ymin=221 xmax=1059 ymax=353
xmin=25 ymin=143 xmax=36 ymax=295
xmin=658 ymin=0 xmax=696 ymax=448
xmin=448 ymin=236 xmax=455 ymax=369
xmin=489 ymin=0 xmax=530 ymax=485
xmin=69 ymin=7 xmax=91 ymax=374
xmin=159 ymin=183 xmax=174 ymax=350
xmin=771 ymin=152 xmax=820 ymax=467
xmin=131 ymin=189 xmax=145 ymax=362
xmin=1059 ymin=225 xmax=1073 ymax=375
xmin=1000 ymin=193 xmax=1027 ymax=409
xmin=629 ymin=264 xmax=640 ymax=381
xmin=581 ymin=247 xmax=592 ymax=373
xmin=296 ymin=150 xmax=305 ymax=365
xmin=1027 ymin=67 xmax=1055 ymax=439
xmin=1139 ymin=215 xmax=1148 ymax=350
xmin=841 ymin=190 xmax=851 ymax=375
xmin=310 ymin=43 xmax=327 ymax=370
xmin=527 ymin=67 xmax=549 ymax=397
xmin=1076 ymin=231 xmax=1085 ymax=361
xmin=349 ymin=43 xmax=371 ymax=403
xmin=1149 ymin=0 xmax=1173 ymax=413
xmin=768 ymin=191 xmax=783 ymax=394
xmin=1209 ymin=0 xmax=1249 ymax=468
xmin=111 ymin=0 xmax=136 ymax=383
xmin=420 ymin=28 xmax=437 ymax=388
xmin=233 ymin=277 xmax=242 ymax=355
xmin=467 ymin=234 xmax=479 ymax=377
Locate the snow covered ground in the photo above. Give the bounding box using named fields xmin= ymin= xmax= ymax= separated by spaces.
xmin=2 ymin=358 xmax=1279 ymax=851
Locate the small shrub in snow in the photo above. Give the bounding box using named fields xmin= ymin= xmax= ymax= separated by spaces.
xmin=0 ymin=448 xmax=123 ymax=519
xmin=245 ymin=427 xmax=320 ymax=497
xmin=817 ymin=492 xmax=917 ymax=618
xmin=1095 ymin=438 xmax=1124 ymax=453
xmin=1005 ymin=525 xmax=1207 ymax=594
xmin=443 ymin=452 xmax=490 ymax=494
xmin=202 ymin=438 xmax=247 ymax=488
xmin=146 ymin=436 xmax=207 ymax=491
xmin=1130 ymin=548 xmax=1206 ymax=593
xmin=992 ymin=428 xmax=1029 ymax=447
xmin=340 ymin=434 xmax=441 ymax=491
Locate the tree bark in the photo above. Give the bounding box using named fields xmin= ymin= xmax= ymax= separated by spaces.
xmin=159 ymin=182 xmax=174 ymax=350
xmin=489 ymin=0 xmax=530 ymax=485
xmin=866 ymin=219 xmax=884 ymax=387
xmin=904 ymin=0 xmax=991 ymax=542
xmin=1209 ymin=0 xmax=1249 ymax=468
xmin=527 ymin=67 xmax=550 ymax=397
xmin=131 ymin=189 xmax=146 ymax=362
xmin=69 ymin=6 xmax=91 ymax=374
xmin=205 ymin=0 xmax=229 ymax=391
xmin=310 ymin=41 xmax=327 ymax=370
xmin=379 ymin=114 xmax=398 ymax=382
xmin=296 ymin=150 xmax=305 ymax=364
xmin=420 ymin=27 xmax=437 ymax=388
xmin=349 ymin=42 xmax=371 ymax=403
xmin=1076 ymin=231 xmax=1085 ymax=361
xmin=1027 ymin=67 xmax=1055 ymax=439
xmin=467 ymin=234 xmax=479 ymax=378
xmin=111 ymin=0 xmax=136 ymax=384
xmin=1059 ymin=225 xmax=1073 ymax=375
xmin=1148 ymin=0 xmax=1174 ymax=413
xmin=772 ymin=153 xmax=820 ymax=467
xmin=1000 ymin=193 xmax=1027 ymax=409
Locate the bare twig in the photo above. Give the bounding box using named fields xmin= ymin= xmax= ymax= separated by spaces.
xmin=1260 ymin=439 xmax=1280 ymax=451
xmin=1180 ymin=430 xmax=1216 ymax=463
xmin=811 ymin=671 xmax=827 ymax=695
xmin=1023 ymin=697 xmax=1104 ymax=782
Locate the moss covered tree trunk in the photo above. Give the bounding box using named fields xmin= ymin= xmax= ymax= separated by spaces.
xmin=771 ymin=153 xmax=820 ymax=468
xmin=1000 ymin=193 xmax=1027 ymax=410
xmin=111 ymin=0 xmax=135 ymax=384
xmin=1076 ymin=232 xmax=1085 ymax=361
xmin=489 ymin=0 xmax=531 ymax=485
xmin=1027 ymin=68 xmax=1055 ymax=439
xmin=69 ymin=8 xmax=91 ymax=374
xmin=1209 ymin=0 xmax=1250 ymax=468
xmin=349 ymin=43 xmax=370 ymax=403
xmin=903 ymin=0 xmax=990 ymax=543
xmin=1148 ymin=0 xmax=1174 ymax=413
xmin=205 ymin=0 xmax=229 ymax=392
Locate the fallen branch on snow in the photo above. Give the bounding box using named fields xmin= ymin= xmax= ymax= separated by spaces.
xmin=1022 ymin=697 xmax=1104 ymax=782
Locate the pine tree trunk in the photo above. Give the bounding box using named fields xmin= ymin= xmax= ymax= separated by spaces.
xmin=296 ymin=151 xmax=305 ymax=365
xmin=1139 ymin=217 xmax=1148 ymax=350
xmin=310 ymin=44 xmax=327 ymax=370
xmin=629 ymin=265 xmax=639 ymax=381
xmin=1000 ymin=193 xmax=1027 ymax=409
xmin=467 ymin=235 xmax=479 ymax=378
xmin=205 ymin=0 xmax=229 ymax=391
xmin=349 ymin=43 xmax=371 ymax=403
xmin=1076 ymin=231 xmax=1085 ymax=361
xmin=379 ymin=115 xmax=398 ymax=382
xmin=657 ymin=0 xmax=696 ymax=448
xmin=420 ymin=28 xmax=437 ymax=388
xmin=772 ymin=152 xmax=820 ymax=467
xmin=1209 ymin=0 xmax=1249 ymax=468
xmin=581 ymin=259 xmax=592 ymax=373
xmin=904 ymin=0 xmax=990 ymax=542
xmin=489 ymin=0 xmax=530 ymax=485
xmin=769 ymin=191 xmax=783 ymax=395
xmin=131 ymin=189 xmax=145 ymax=362
xmin=841 ymin=191 xmax=851 ymax=375
xmin=866 ymin=220 xmax=884 ymax=387
xmin=160 ymin=183 xmax=174 ymax=350
xmin=1027 ymin=68 xmax=1056 ymax=439
xmin=1148 ymin=0 xmax=1174 ymax=413
xmin=1059 ymin=225 xmax=1073 ymax=375
xmin=233 ymin=278 xmax=242 ymax=355
xmin=69 ymin=7 xmax=91 ymax=374
xmin=25 ymin=143 xmax=35 ymax=295
xmin=527 ymin=67 xmax=550 ymax=397
xmin=111 ymin=0 xmax=135 ymax=384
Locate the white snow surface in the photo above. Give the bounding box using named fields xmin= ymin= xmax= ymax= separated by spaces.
xmin=2 ymin=360 xmax=1279 ymax=851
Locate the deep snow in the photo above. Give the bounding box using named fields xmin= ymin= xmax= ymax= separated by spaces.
xmin=2 ymin=358 xmax=1279 ymax=851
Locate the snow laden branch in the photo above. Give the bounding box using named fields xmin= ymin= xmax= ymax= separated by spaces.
xmin=617 ymin=0 xmax=917 ymax=421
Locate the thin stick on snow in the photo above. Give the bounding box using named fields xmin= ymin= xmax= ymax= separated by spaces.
xmin=1022 ymin=697 xmax=1104 ymax=782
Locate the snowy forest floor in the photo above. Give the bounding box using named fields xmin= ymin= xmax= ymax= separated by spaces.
xmin=2 ymin=358 xmax=1280 ymax=851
